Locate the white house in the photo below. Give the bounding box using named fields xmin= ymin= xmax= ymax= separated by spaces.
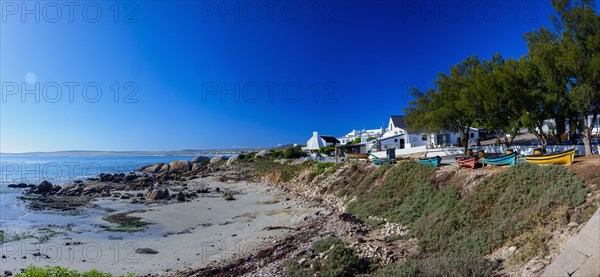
xmin=304 ymin=131 xmax=340 ymax=151
xmin=376 ymin=116 xmax=480 ymax=150
xmin=337 ymin=127 xmax=384 ymax=145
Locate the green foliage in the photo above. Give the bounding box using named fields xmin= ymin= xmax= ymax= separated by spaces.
xmin=318 ymin=145 xmax=336 ymax=155
xmin=312 ymin=236 xmax=345 ymax=254
xmin=285 ymin=237 xmax=367 ymax=277
xmin=15 ymin=265 xmax=134 ymax=277
xmin=283 ymin=146 xmax=307 ymax=159
xmin=346 ymin=137 xmax=362 ymax=145
xmin=376 ymin=254 xmax=499 ymax=277
xmin=103 ymin=211 xmax=150 ymax=232
xmin=254 ymin=160 xmax=314 ymax=182
xmin=346 ymin=162 xmax=587 ymax=257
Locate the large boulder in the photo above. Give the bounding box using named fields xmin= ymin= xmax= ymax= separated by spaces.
xmin=158 ymin=164 xmax=170 ymax=173
xmin=191 ymin=162 xmax=205 ymax=171
xmin=141 ymin=163 xmax=164 ymax=173
xmin=169 ymin=160 xmax=190 ymax=173
xmin=146 ymin=188 xmax=168 ymax=201
xmin=225 ymin=155 xmax=239 ymax=167
xmin=35 ymin=180 xmax=53 ymax=193
xmin=210 ymin=156 xmax=227 ymax=165
xmin=191 ymin=156 xmax=210 ymax=164
xmin=176 ymin=191 xmax=185 ymax=202
xmin=255 ymin=150 xmax=269 ymax=158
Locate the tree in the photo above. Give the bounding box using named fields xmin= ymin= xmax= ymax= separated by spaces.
xmin=552 ymin=0 xmax=600 ymax=155
xmin=405 ymin=55 xmax=485 ymax=152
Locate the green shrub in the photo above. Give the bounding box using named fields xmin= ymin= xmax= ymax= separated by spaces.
xmin=312 ymin=236 xmax=346 ymax=254
xmin=16 ymin=265 xmax=134 ymax=277
xmin=318 ymin=146 xmax=336 ymax=155
xmin=346 ymin=162 xmax=588 ymax=257
xmin=285 ymin=237 xmax=367 ymax=277
xmin=376 ymin=254 xmax=499 ymax=277
xmin=283 ymin=146 xmax=307 ymax=159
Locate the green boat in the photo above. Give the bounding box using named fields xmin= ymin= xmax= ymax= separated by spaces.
xmin=479 ymin=152 xmax=517 ymax=166
xmin=419 ymin=156 xmax=441 ymax=167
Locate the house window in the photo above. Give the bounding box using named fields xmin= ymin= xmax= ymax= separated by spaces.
xmin=422 ymin=134 xmax=427 ymax=141
xmin=394 ymin=139 xmax=398 ymax=142
xmin=470 ymin=133 xmax=474 ymax=138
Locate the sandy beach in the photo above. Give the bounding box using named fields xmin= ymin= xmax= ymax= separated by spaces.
xmin=0 ymin=177 xmax=321 ymax=276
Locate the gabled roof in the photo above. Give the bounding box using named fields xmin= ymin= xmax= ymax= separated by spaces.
xmin=320 ymin=136 xmax=340 ymax=144
xmin=390 ymin=116 xmax=407 ymax=129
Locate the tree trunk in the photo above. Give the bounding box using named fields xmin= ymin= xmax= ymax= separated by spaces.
xmin=582 ymin=112 xmax=598 ymax=156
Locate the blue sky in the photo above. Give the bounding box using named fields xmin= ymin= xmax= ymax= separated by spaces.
xmin=0 ymin=0 xmax=557 ymax=152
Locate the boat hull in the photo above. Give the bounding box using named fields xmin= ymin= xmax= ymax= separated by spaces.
xmin=419 ymin=156 xmax=441 ymax=167
xmin=480 ymin=153 xmax=517 ymax=166
xmin=525 ymin=149 xmax=575 ymax=165
xmin=457 ymin=157 xmax=479 ymax=168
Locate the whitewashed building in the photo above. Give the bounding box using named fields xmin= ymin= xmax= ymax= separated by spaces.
xmin=376 ymin=116 xmax=480 ymax=150
xmin=304 ymin=131 xmax=340 ymax=151
xmin=337 ymin=128 xmax=384 ymax=145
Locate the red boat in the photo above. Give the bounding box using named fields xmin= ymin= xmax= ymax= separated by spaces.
xmin=456 ymin=157 xmax=479 ymax=169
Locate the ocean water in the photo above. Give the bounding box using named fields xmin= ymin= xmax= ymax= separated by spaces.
xmin=0 ymin=155 xmax=196 ymax=230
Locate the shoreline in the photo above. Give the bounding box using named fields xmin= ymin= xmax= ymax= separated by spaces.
xmin=0 ymin=164 xmax=324 ymax=276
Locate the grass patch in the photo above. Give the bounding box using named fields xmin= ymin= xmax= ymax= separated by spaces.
xmin=103 ymin=210 xmax=151 ymax=232
xmin=254 ymin=160 xmax=314 ymax=182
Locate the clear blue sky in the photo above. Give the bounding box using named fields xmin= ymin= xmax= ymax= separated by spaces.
xmin=0 ymin=0 xmax=556 ymax=152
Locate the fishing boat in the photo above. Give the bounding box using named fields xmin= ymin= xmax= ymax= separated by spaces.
xmin=525 ymin=149 xmax=576 ymax=165
xmin=479 ymin=152 xmax=517 ymax=166
xmin=370 ymin=153 xmax=396 ymax=165
xmin=418 ymin=156 xmax=441 ymax=167
xmin=457 ymin=157 xmax=479 ymax=168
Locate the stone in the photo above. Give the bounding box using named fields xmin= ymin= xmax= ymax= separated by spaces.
xmin=210 ymin=156 xmax=227 ymax=165
xmin=158 ymin=164 xmax=170 ymax=173
xmin=35 ymin=180 xmax=53 ymax=193
xmin=255 ymin=150 xmax=269 ymax=158
xmin=191 ymin=163 xmax=205 ymax=171
xmin=135 ymin=248 xmax=158 ymax=254
xmin=176 ymin=191 xmax=185 ymax=202
xmin=146 ymin=188 xmax=166 ymax=200
xmin=81 ymin=186 xmax=98 ymax=195
xmin=191 ymin=156 xmax=210 ymax=164
xmin=169 ymin=160 xmax=191 ymax=173
xmin=223 ymin=192 xmax=235 ymax=201
xmin=225 ymin=155 xmax=239 ymax=167
xmin=142 ymin=163 xmax=163 ymax=173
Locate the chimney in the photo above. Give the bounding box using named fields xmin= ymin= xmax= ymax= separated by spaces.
xmin=313 ymin=131 xmax=318 ymax=137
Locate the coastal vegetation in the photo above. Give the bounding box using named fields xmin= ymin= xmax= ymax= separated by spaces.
xmin=15 ymin=265 xmax=134 ymax=277
xmin=102 ymin=210 xmax=151 ymax=232
xmin=405 ymin=0 xmax=600 ymax=155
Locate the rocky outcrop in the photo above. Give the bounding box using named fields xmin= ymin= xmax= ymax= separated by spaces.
xmin=169 ymin=160 xmax=191 ymax=173
xmin=141 ymin=163 xmax=164 ymax=173
xmin=34 ymin=180 xmax=53 ymax=193
xmin=210 ymin=156 xmax=227 ymax=165
xmin=255 ymin=150 xmax=269 ymax=158
xmin=225 ymin=155 xmax=239 ymax=167
xmin=191 ymin=156 xmax=210 ymax=164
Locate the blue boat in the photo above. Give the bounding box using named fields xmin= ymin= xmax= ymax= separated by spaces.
xmin=419 ymin=156 xmax=441 ymax=167
xmin=479 ymin=152 xmax=517 ymax=166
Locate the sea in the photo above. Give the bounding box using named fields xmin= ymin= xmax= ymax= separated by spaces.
xmin=0 ymin=155 xmax=196 ymax=232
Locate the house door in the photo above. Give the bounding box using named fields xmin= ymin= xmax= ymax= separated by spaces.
xmin=399 ymin=139 xmax=405 ymax=149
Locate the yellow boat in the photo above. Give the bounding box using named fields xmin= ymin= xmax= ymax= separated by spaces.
xmin=525 ymin=149 xmax=576 ymax=165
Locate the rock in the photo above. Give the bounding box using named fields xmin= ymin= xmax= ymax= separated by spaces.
xmin=509 ymin=246 xmax=517 ymax=252
xmin=146 ymin=188 xmax=169 ymax=201
xmin=223 ymin=192 xmax=235 ymax=201
xmin=210 ymin=156 xmax=227 ymax=165
xmin=120 ymin=194 xmax=131 ymax=199
xmin=124 ymin=174 xmax=137 ymax=182
xmin=36 ymin=180 xmax=53 ymax=193
xmin=81 ymin=186 xmax=99 ymax=195
xmin=192 ymin=163 xmax=205 ymax=171
xmin=215 ymin=187 xmax=220 ymax=192
xmin=135 ymin=248 xmax=158 ymax=254
xmin=191 ymin=156 xmax=210 ymax=164
xmin=158 ymin=164 xmax=170 ymax=173
xmin=142 ymin=163 xmax=164 ymax=173
xmin=255 ymin=150 xmax=269 ymax=158
xmin=176 ymin=191 xmax=185 ymax=202
xmin=136 ymin=193 xmax=144 ymax=197
xmin=225 ymin=155 xmax=239 ymax=167
xmin=169 ymin=160 xmax=190 ymax=173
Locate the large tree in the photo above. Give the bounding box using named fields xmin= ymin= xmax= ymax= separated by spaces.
xmin=552 ymin=0 xmax=600 ymax=155
xmin=405 ymin=55 xmax=484 ymax=152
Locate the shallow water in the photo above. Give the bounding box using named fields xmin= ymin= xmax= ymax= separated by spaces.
xmin=0 ymin=155 xmax=196 ymax=233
